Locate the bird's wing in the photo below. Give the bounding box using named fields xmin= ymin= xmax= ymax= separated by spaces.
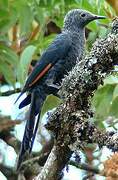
xmin=15 ymin=33 xmax=71 ymax=103
xmin=24 ymin=33 xmax=71 ymax=90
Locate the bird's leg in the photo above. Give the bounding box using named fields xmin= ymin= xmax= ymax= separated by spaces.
xmin=45 ymin=77 xmax=62 ymax=99
xmin=45 ymin=77 xmax=61 ymax=91
xmin=47 ymin=82 xmax=61 ymax=90
xmin=45 ymin=59 xmax=64 ymax=92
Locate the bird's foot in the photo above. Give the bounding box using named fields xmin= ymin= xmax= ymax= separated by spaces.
xmin=46 ymin=79 xmax=61 ymax=91
xmin=48 ymin=83 xmax=61 ymax=90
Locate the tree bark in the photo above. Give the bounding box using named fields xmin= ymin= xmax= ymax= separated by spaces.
xmin=35 ymin=18 xmax=118 ymax=180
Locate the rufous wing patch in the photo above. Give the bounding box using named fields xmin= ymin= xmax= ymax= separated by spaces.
xmin=29 ymin=63 xmax=52 ymax=87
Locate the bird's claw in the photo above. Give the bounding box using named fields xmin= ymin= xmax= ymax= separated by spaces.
xmin=46 ymin=79 xmax=61 ymax=91
xmin=48 ymin=83 xmax=61 ymax=90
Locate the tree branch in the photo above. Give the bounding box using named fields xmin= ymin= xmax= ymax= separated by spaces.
xmin=0 ymin=88 xmax=21 ymax=96
xmin=69 ymin=160 xmax=100 ymax=174
xmin=35 ymin=19 xmax=118 ymax=180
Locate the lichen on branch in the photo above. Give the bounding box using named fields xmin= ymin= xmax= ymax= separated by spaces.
xmin=36 ymin=18 xmax=118 ymax=180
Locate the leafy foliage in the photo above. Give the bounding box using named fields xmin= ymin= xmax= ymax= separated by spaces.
xmin=92 ymin=75 xmax=118 ymax=127
xmin=17 ymin=45 xmax=36 ymax=84
xmin=41 ymin=95 xmax=62 ymax=118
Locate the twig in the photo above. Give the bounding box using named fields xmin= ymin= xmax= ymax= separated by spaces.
xmin=21 ymin=152 xmax=49 ymax=168
xmin=69 ymin=160 xmax=100 ymax=174
xmin=0 ymin=88 xmax=21 ymax=96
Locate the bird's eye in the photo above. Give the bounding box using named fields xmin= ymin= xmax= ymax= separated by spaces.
xmin=80 ymin=13 xmax=86 ymax=18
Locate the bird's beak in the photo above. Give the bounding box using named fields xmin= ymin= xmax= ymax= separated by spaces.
xmin=92 ymin=15 xmax=106 ymax=20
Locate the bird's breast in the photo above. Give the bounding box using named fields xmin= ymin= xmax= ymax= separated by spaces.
xmin=65 ymin=35 xmax=85 ymax=72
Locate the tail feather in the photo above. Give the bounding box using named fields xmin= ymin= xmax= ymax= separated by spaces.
xmin=17 ymin=92 xmax=36 ymax=170
xmin=19 ymin=94 xmax=31 ymax=109
xmin=17 ymin=89 xmax=46 ymax=170
xmin=29 ymin=113 xmax=40 ymax=153
xmin=14 ymin=91 xmax=24 ymax=104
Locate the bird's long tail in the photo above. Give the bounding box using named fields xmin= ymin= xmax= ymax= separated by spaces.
xmin=17 ymin=89 xmax=46 ymax=170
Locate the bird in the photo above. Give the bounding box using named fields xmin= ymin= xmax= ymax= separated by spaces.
xmin=16 ymin=9 xmax=106 ymax=170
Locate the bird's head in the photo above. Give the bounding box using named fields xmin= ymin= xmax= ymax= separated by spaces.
xmin=64 ymin=9 xmax=106 ymax=31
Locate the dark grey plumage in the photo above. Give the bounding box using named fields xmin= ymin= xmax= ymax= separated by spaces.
xmin=16 ymin=9 xmax=106 ymax=170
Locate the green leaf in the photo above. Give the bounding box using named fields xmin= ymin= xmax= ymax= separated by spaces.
xmin=80 ymin=0 xmax=93 ymax=11
xmin=98 ymin=26 xmax=107 ymax=38
xmin=0 ymin=18 xmax=10 ymax=31
xmin=17 ymin=45 xmax=36 ymax=85
xmin=0 ymin=7 xmax=18 ymax=33
xmin=37 ymin=34 xmax=56 ymax=52
xmin=87 ymin=31 xmax=97 ymax=49
xmin=41 ymin=95 xmax=62 ymax=118
xmin=113 ymin=85 xmax=118 ymax=100
xmin=38 ymin=0 xmax=58 ymax=7
xmin=95 ymin=120 xmax=105 ymax=129
xmin=92 ymin=84 xmax=115 ymax=120
xmin=0 ymin=0 xmax=8 ymax=10
xmin=104 ymin=75 xmax=118 ymax=85
xmin=0 ymin=35 xmax=9 ymax=43
xmin=0 ymin=45 xmax=19 ymax=67
xmin=33 ymin=6 xmax=47 ymax=27
xmin=109 ymin=97 xmax=118 ymax=118
xmin=0 ymin=9 xmax=9 ymax=18
xmin=0 ymin=62 xmax=16 ymax=85
xmin=87 ymin=21 xmax=98 ymax=31
xmin=19 ymin=5 xmax=33 ymax=36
